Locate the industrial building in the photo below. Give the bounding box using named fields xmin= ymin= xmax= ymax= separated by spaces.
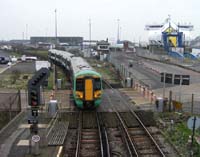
xmin=30 ymin=36 xmax=83 ymax=46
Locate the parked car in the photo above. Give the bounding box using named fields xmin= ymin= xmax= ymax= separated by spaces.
xmin=0 ymin=56 xmax=10 ymax=64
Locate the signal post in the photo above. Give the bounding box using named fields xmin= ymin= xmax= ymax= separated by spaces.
xmin=28 ymin=68 xmax=49 ymax=155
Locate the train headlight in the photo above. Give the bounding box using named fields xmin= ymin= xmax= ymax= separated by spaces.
xmin=94 ymin=91 xmax=101 ymax=98
xmin=76 ymin=91 xmax=83 ymax=99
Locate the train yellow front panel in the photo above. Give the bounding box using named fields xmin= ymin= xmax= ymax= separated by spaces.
xmin=85 ymin=79 xmax=93 ymax=101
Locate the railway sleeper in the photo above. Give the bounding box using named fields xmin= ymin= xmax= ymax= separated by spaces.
xmin=137 ymin=144 xmax=156 ymax=150
xmin=129 ymin=131 xmax=146 ymax=136
xmin=128 ymin=127 xmax=145 ymax=134
xmin=81 ymin=143 xmax=99 ymax=149
xmin=81 ymin=139 xmax=100 ymax=144
xmin=82 ymin=131 xmax=98 ymax=135
xmin=131 ymin=136 xmax=152 ymax=142
xmin=80 ymin=151 xmax=101 ymax=157
xmin=140 ymin=150 xmax=160 ymax=157
xmin=80 ymin=144 xmax=100 ymax=156
xmin=108 ymin=130 xmax=123 ymax=140
xmin=64 ymin=148 xmax=76 ymax=157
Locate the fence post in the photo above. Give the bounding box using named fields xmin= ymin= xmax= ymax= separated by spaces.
xmin=9 ymin=96 xmax=12 ymax=121
xmin=191 ymin=93 xmax=194 ymax=114
xmin=18 ymin=90 xmax=22 ymax=111
xmin=169 ymin=91 xmax=172 ymax=112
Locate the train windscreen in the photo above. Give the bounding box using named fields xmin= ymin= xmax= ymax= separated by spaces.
xmin=94 ymin=78 xmax=101 ymax=90
xmin=76 ymin=79 xmax=84 ymax=91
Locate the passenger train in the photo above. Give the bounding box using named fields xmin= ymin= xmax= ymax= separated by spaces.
xmin=48 ymin=49 xmax=102 ymax=108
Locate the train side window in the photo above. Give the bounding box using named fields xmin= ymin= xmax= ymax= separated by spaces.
xmin=94 ymin=78 xmax=101 ymax=90
xmin=76 ymin=79 xmax=84 ymax=91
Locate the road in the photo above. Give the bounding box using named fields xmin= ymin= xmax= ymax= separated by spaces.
xmin=111 ymin=50 xmax=200 ymax=89
xmin=111 ymin=51 xmax=168 ymax=89
xmin=3 ymin=62 xmax=36 ymax=74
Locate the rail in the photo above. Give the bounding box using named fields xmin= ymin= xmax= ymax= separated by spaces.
xmin=116 ymin=112 xmax=139 ymax=157
xmin=103 ymin=79 xmax=166 ymax=157
xmin=104 ymin=92 xmax=138 ymax=157
xmin=96 ymin=112 xmax=105 ymax=157
xmin=96 ymin=112 xmax=110 ymax=157
xmin=75 ymin=111 xmax=109 ymax=157
xmin=75 ymin=111 xmax=82 ymax=157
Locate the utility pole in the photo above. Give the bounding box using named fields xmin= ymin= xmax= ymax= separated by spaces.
xmin=89 ymin=18 xmax=91 ymax=52
xmin=55 ymin=9 xmax=58 ymax=45
xmin=54 ymin=9 xmax=58 ymax=90
xmin=169 ymin=90 xmax=172 ymax=112
xmin=22 ymin=32 xmax=24 ymax=40
xmin=163 ymin=72 xmax=166 ymax=99
xmin=179 ymin=75 xmax=182 ymax=102
xmin=120 ymin=26 xmax=122 ymax=41
xmin=26 ymin=24 xmax=28 ymax=40
xmin=117 ymin=19 xmax=120 ymax=44
xmin=191 ymin=93 xmax=194 ymax=114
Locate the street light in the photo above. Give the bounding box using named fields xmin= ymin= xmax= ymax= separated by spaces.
xmin=117 ymin=19 xmax=120 ymax=44
xmin=89 ymin=18 xmax=91 ymax=52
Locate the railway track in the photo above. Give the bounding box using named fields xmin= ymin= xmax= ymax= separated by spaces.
xmin=76 ymin=111 xmax=107 ymax=157
xmin=62 ymin=80 xmax=172 ymax=156
xmin=63 ymin=111 xmax=110 ymax=157
xmin=119 ymin=112 xmax=167 ymax=156
xmin=103 ymin=80 xmax=167 ymax=157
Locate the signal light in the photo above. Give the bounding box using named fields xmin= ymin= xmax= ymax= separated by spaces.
xmin=28 ymin=68 xmax=49 ymax=107
xmin=30 ymin=88 xmax=39 ymax=106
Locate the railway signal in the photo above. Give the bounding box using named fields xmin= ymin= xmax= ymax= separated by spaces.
xmin=28 ymin=68 xmax=50 ymax=107
xmin=29 ymin=88 xmax=40 ymax=107
xmin=27 ymin=68 xmax=50 ymax=155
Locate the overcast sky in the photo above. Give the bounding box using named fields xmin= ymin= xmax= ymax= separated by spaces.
xmin=0 ymin=0 xmax=199 ymax=42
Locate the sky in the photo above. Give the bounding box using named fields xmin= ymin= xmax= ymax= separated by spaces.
xmin=0 ymin=0 xmax=200 ymax=42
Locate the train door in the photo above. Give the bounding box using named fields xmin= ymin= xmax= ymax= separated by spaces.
xmin=85 ymin=79 xmax=93 ymax=101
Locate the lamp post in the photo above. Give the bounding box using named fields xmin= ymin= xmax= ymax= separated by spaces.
xmin=55 ymin=9 xmax=58 ymax=46
xmin=89 ymin=18 xmax=91 ymax=52
xmin=117 ymin=19 xmax=120 ymax=44
xmin=53 ymin=9 xmax=58 ymax=90
xmin=26 ymin=24 xmax=28 ymax=40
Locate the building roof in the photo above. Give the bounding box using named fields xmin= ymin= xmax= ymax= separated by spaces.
xmin=97 ymin=40 xmax=110 ymax=45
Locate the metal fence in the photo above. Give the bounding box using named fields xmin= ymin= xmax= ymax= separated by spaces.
xmin=0 ymin=90 xmax=21 ymax=112
xmin=171 ymin=92 xmax=200 ymax=114
xmin=15 ymin=90 xmax=72 ymax=112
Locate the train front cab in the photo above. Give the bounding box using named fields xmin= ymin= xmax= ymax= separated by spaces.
xmin=74 ymin=76 xmax=102 ymax=108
